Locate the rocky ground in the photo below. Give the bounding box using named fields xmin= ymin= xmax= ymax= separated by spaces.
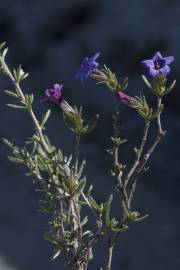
xmin=0 ymin=0 xmax=180 ymax=269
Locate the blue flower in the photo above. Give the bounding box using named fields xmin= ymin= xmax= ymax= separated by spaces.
xmin=75 ymin=52 xmax=100 ymax=82
xmin=141 ymin=52 xmax=174 ymax=78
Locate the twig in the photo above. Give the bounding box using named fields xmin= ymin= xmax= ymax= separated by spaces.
xmin=105 ymin=239 xmax=114 ymax=270
xmin=124 ymin=120 xmax=150 ymax=189
xmin=74 ymin=135 xmax=80 ymax=176
xmin=128 ymin=97 xmax=165 ymax=204
xmin=0 ymin=57 xmax=50 ymax=153
xmin=113 ymin=101 xmax=129 ymax=208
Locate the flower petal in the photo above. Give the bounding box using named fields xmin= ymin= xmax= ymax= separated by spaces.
xmin=54 ymin=84 xmax=63 ymax=94
xmin=164 ymin=56 xmax=174 ymax=65
xmin=152 ymin=51 xmax=163 ymax=62
xmin=91 ymin=52 xmax=100 ymax=61
xmin=141 ymin=60 xmax=154 ymax=68
xmin=149 ymin=68 xmax=159 ymax=78
xmin=160 ymin=65 xmax=170 ymax=76
xmin=45 ymin=88 xmax=52 ymax=97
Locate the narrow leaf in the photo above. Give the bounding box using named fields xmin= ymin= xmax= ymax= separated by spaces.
xmin=41 ymin=109 xmax=51 ymax=127
xmin=4 ymin=90 xmax=18 ymax=98
xmin=6 ymin=104 xmax=26 ymax=109
xmin=142 ymin=75 xmax=152 ymax=89
xmin=73 ymin=177 xmax=86 ymax=196
xmin=52 ymin=250 xmax=61 ymax=260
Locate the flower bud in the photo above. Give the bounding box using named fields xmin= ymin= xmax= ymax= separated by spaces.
xmin=59 ymin=99 xmax=75 ymax=114
xmin=115 ymin=91 xmax=133 ymax=105
xmin=91 ymin=69 xmax=108 ymax=82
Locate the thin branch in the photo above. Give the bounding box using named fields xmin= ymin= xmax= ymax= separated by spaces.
xmin=124 ymin=120 xmax=150 ymax=189
xmin=74 ymin=135 xmax=80 ymax=176
xmin=157 ymin=97 xmax=163 ymax=135
xmin=0 ymin=57 xmax=50 ymax=153
xmin=127 ymin=97 xmax=165 ymax=204
xmin=105 ymin=240 xmax=114 ymax=270
xmin=113 ymin=101 xmax=129 ymax=208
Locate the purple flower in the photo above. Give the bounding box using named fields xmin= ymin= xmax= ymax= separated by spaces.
xmin=141 ymin=52 xmax=174 ymax=78
xmin=41 ymin=83 xmax=76 ymax=115
xmin=116 ymin=92 xmax=132 ymax=104
xmin=42 ymin=84 xmax=63 ymax=104
xmin=75 ymin=52 xmax=100 ymax=82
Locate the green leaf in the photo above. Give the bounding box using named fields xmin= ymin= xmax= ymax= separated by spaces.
xmin=8 ymin=156 xmax=23 ymax=164
xmin=88 ymin=196 xmax=101 ymax=212
xmin=142 ymin=75 xmax=152 ymax=89
xmin=13 ymin=65 xmax=29 ymax=82
xmin=58 ymin=149 xmax=64 ymax=162
xmin=0 ymin=42 xmax=6 ymax=51
xmin=73 ymin=177 xmax=86 ymax=196
xmin=52 ymin=250 xmax=61 ymax=260
xmin=1 ymin=48 xmax=8 ymax=60
xmin=165 ymin=79 xmax=176 ymax=94
xmin=78 ymin=160 xmax=86 ymax=177
xmin=135 ymin=214 xmax=149 ymax=222
xmin=134 ymin=147 xmax=140 ymax=157
xmin=121 ymin=77 xmax=128 ymax=91
xmin=25 ymin=94 xmax=34 ymax=109
xmin=84 ymin=114 xmax=99 ymax=134
xmin=6 ymin=104 xmax=26 ymax=109
xmin=81 ymin=216 xmax=88 ymax=226
xmin=2 ymin=138 xmax=14 ymax=149
xmin=87 ymin=185 xmax=93 ymax=196
xmin=111 ymin=224 xmax=129 ymax=233
xmin=41 ymin=109 xmax=51 ymax=127
xmin=3 ymin=90 xmax=18 ymax=98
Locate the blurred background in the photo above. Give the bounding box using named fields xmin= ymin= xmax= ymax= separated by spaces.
xmin=0 ymin=0 xmax=180 ymax=269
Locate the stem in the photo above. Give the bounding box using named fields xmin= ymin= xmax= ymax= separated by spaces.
xmin=103 ymin=101 xmax=128 ymax=270
xmin=124 ymin=120 xmax=150 ymax=189
xmin=74 ymin=135 xmax=80 ymax=176
xmin=113 ymin=100 xmax=129 ymax=208
xmin=0 ymin=57 xmax=50 ymax=153
xmin=105 ymin=240 xmax=114 ymax=270
xmin=157 ymin=97 xmax=164 ymax=135
xmin=128 ymin=97 xmax=165 ymax=204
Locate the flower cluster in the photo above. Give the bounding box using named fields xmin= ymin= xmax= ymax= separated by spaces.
xmin=43 ymin=51 xmax=175 ymax=116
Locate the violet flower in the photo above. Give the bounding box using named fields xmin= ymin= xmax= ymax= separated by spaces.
xmin=141 ymin=52 xmax=174 ymax=78
xmin=75 ymin=52 xmax=100 ymax=82
xmin=116 ymin=91 xmax=132 ymax=104
xmin=42 ymin=83 xmax=63 ymax=104
xmin=42 ymin=83 xmax=75 ymax=115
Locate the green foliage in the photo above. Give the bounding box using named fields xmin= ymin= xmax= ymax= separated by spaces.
xmin=0 ymin=41 xmax=175 ymax=269
xmin=63 ymin=106 xmax=99 ymax=135
xmin=142 ymin=74 xmax=176 ymax=97
xmin=13 ymin=65 xmax=29 ymax=83
xmin=96 ymin=65 xmax=128 ymax=93
xmin=131 ymin=95 xmax=153 ymax=120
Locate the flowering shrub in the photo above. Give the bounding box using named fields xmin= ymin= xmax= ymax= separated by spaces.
xmin=0 ymin=42 xmax=176 ymax=270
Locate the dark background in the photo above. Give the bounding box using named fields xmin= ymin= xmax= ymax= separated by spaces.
xmin=0 ymin=0 xmax=180 ymax=269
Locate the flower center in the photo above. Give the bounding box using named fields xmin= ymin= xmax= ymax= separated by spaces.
xmin=154 ymin=59 xmax=165 ymax=70
xmin=155 ymin=61 xmax=162 ymax=70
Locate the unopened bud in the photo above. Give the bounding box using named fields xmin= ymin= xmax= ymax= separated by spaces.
xmin=91 ymin=69 xmax=108 ymax=82
xmin=60 ymin=99 xmax=75 ymax=114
